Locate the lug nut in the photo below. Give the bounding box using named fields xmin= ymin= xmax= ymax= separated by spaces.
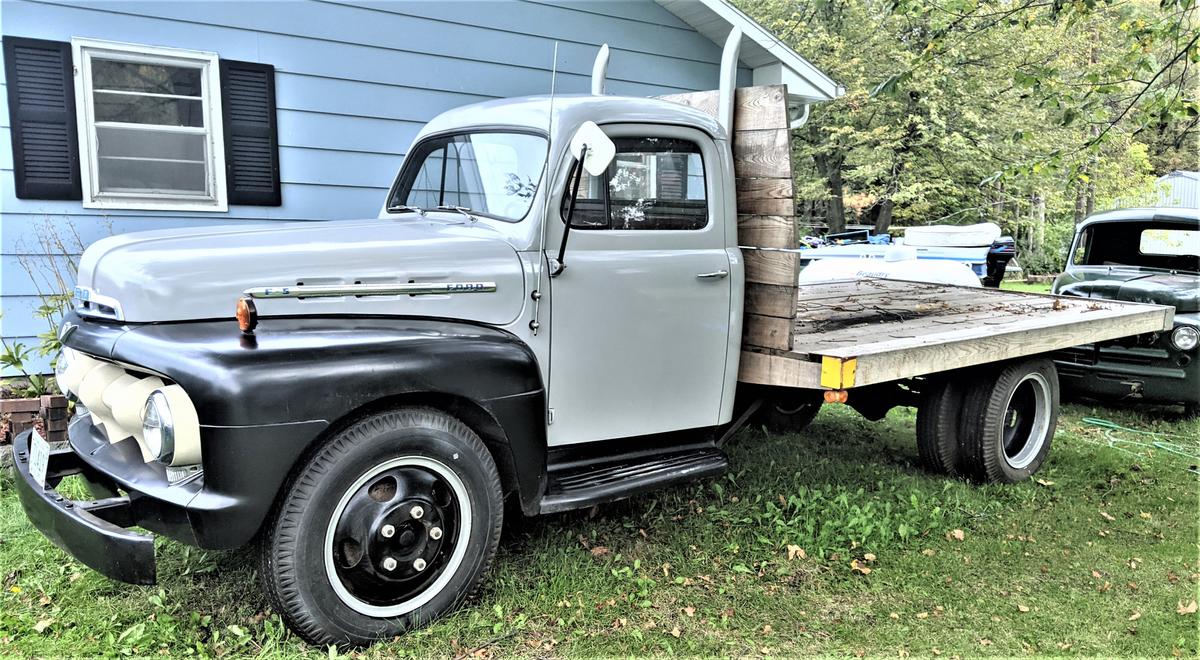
xmin=429 ymin=526 xmax=443 ymax=540
xmin=382 ymin=557 xmax=398 ymax=572
xmin=380 ymin=524 xmax=396 ymax=538
xmin=413 ymin=558 xmax=427 ymax=572
xmin=410 ymin=505 xmax=425 ymax=519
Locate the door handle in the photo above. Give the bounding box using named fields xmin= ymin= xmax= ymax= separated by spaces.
xmin=696 ymin=270 xmax=729 ymax=280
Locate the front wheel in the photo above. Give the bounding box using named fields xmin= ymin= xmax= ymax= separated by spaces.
xmin=260 ymin=407 xmax=504 ymax=647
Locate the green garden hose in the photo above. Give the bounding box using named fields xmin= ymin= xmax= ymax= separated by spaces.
xmin=1077 ymin=416 xmax=1200 ymax=474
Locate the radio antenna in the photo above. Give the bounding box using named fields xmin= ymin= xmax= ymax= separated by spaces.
xmin=530 ymin=41 xmax=558 ymax=336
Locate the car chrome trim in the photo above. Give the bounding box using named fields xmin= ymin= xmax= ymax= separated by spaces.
xmin=243 ymin=282 xmax=497 ymax=299
xmin=73 ymin=286 xmax=125 ymax=321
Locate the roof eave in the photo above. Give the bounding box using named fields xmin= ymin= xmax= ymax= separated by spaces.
xmin=655 ymin=0 xmax=844 ymax=102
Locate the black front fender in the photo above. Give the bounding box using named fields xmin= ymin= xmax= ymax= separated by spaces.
xmin=62 ymin=312 xmax=547 ymax=545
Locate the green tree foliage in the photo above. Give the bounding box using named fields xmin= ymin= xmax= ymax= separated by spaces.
xmin=740 ymin=0 xmax=1197 ymax=271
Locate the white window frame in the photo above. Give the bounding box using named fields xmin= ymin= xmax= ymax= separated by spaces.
xmin=72 ymin=38 xmax=227 ymax=212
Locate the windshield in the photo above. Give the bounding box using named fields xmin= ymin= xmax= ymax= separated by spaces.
xmin=387 ymin=132 xmax=547 ymax=221
xmin=1072 ymin=220 xmax=1200 ymax=273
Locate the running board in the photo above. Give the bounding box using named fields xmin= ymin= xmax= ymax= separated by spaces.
xmin=538 ymin=447 xmax=728 ymax=514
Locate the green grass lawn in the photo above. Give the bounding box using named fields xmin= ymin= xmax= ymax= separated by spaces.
xmin=1001 ymin=280 xmax=1054 ymax=294
xmin=1 ymin=402 xmax=1197 ymax=658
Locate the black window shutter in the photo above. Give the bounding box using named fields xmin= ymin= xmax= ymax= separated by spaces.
xmin=3 ymin=37 xmax=82 ymax=200
xmin=219 ymin=59 xmax=281 ymax=206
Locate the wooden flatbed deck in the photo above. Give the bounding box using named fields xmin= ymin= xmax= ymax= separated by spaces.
xmin=739 ymin=279 xmax=1175 ymax=390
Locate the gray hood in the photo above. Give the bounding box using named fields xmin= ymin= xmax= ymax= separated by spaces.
xmin=77 ymin=217 xmax=527 ymax=325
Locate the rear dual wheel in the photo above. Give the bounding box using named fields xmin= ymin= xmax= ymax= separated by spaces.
xmin=916 ymin=358 xmax=1059 ymax=483
xmin=261 ymin=407 xmax=503 ymax=647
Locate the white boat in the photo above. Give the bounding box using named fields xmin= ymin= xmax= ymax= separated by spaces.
xmin=798 ymin=245 xmax=981 ymax=287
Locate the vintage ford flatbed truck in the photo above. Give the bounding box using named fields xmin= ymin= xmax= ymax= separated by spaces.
xmin=13 ymin=35 xmax=1173 ymax=646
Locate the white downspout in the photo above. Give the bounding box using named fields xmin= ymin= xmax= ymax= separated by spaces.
xmin=591 ymin=44 xmax=609 ymax=95
xmin=790 ymin=102 xmax=810 ymax=129
xmin=717 ymin=27 xmax=743 ymax=135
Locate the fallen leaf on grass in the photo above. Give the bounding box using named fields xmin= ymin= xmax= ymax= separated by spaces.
xmin=763 ymin=624 xmax=773 ymax=634
xmin=979 ymin=638 xmax=993 ymax=646
xmin=1177 ymin=600 xmax=1198 ymax=615
xmin=1100 ymin=511 xmax=1116 ymax=522
xmin=889 ymin=612 xmax=899 ymax=619
xmin=1139 ymin=512 xmax=1151 ymax=520
xmin=1017 ymin=604 xmax=1030 ymax=613
xmin=38 ymin=594 xmax=51 ymax=607
xmin=669 ymin=626 xmax=681 ymax=638
xmin=590 ymin=546 xmax=609 ymax=557
xmin=850 ymin=559 xmax=872 ymax=575
xmin=947 ymin=529 xmax=965 ymax=542
xmin=921 ymin=548 xmax=936 ymax=556
xmin=786 ymin=545 xmax=806 ymax=560
xmin=916 ymin=612 xmax=929 ymax=619
xmin=1128 ymin=611 xmax=1142 ymax=621
xmin=683 ymin=607 xmax=695 ymax=617
xmin=863 ymin=553 xmax=876 ymax=561
xmin=33 ymin=619 xmax=53 ymax=634
xmin=1036 ymin=478 xmax=1055 ymax=487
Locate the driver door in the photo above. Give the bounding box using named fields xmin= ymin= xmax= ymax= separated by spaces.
xmin=547 ymin=126 xmax=732 ymax=446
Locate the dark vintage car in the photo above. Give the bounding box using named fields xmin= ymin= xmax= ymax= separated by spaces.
xmin=1052 ymin=208 xmax=1200 ymax=416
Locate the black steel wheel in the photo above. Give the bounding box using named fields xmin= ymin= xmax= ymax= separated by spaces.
xmin=260 ymin=407 xmax=503 ymax=647
xmin=915 ymin=376 xmax=967 ymax=475
xmin=958 ymin=359 xmax=1060 ymax=483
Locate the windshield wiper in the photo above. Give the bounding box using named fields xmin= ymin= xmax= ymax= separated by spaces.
xmin=436 ymin=205 xmax=479 ymax=222
xmin=386 ymin=204 xmax=426 ymax=216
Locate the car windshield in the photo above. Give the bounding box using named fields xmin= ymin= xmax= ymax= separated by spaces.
xmin=1072 ymin=220 xmax=1200 ymax=274
xmin=387 ymin=132 xmax=547 ymax=222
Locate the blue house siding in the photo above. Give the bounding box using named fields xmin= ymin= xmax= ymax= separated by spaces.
xmin=1 ymin=0 xmax=742 ymax=372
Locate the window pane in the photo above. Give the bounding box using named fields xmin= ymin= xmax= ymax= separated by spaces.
xmin=97 ymin=128 xmax=208 ymax=194
xmin=94 ymin=91 xmax=204 ymax=127
xmin=393 ymin=132 xmax=547 ymax=221
xmin=1140 ymin=228 xmax=1200 ymax=257
xmin=564 ymin=137 xmax=706 ymax=231
xmin=92 ymin=59 xmax=202 ymax=96
xmin=97 ymin=126 xmax=206 ymax=161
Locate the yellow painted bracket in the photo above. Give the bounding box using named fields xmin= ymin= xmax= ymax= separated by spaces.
xmin=820 ymin=356 xmax=857 ymax=389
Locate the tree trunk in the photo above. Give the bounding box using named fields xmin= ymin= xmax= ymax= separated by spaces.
xmin=873 ymin=198 xmax=894 ymax=234
xmin=1033 ymin=193 xmax=1046 ymax=249
xmin=826 ymin=166 xmax=846 ymax=233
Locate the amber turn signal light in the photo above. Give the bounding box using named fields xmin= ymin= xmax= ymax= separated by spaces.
xmin=236 ymin=297 xmax=258 ymax=333
xmin=823 ymin=389 xmax=849 ymax=404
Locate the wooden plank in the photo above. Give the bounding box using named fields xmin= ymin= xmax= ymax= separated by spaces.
xmin=658 ymin=84 xmax=788 ymax=132
xmin=737 ymin=350 xmax=822 ymax=388
xmin=736 ymin=177 xmax=793 ymax=199
xmin=744 ymin=249 xmax=800 ymax=287
xmin=838 ymin=306 xmax=1174 ymax=387
xmin=737 ymin=214 xmax=795 ymax=249
xmin=746 ymin=282 xmax=798 ymax=318
xmin=792 ymin=298 xmax=1069 ymax=350
xmin=743 ymin=313 xmax=794 ymax=350
xmin=732 ymin=128 xmax=790 ymax=179
xmin=735 ymin=195 xmax=793 ymax=217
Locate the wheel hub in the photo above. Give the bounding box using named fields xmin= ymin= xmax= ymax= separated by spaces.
xmin=329 ymin=465 xmax=460 ymax=608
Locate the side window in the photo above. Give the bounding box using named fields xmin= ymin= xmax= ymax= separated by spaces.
xmin=1071 ymin=227 xmax=1091 ymax=265
xmin=562 ymin=136 xmax=707 ymax=230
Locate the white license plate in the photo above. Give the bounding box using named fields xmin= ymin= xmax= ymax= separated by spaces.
xmin=29 ymin=429 xmax=51 ymax=488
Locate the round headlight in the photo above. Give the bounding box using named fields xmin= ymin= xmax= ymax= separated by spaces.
xmin=1171 ymin=325 xmax=1199 ymax=352
xmin=142 ymin=391 xmax=175 ymax=462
